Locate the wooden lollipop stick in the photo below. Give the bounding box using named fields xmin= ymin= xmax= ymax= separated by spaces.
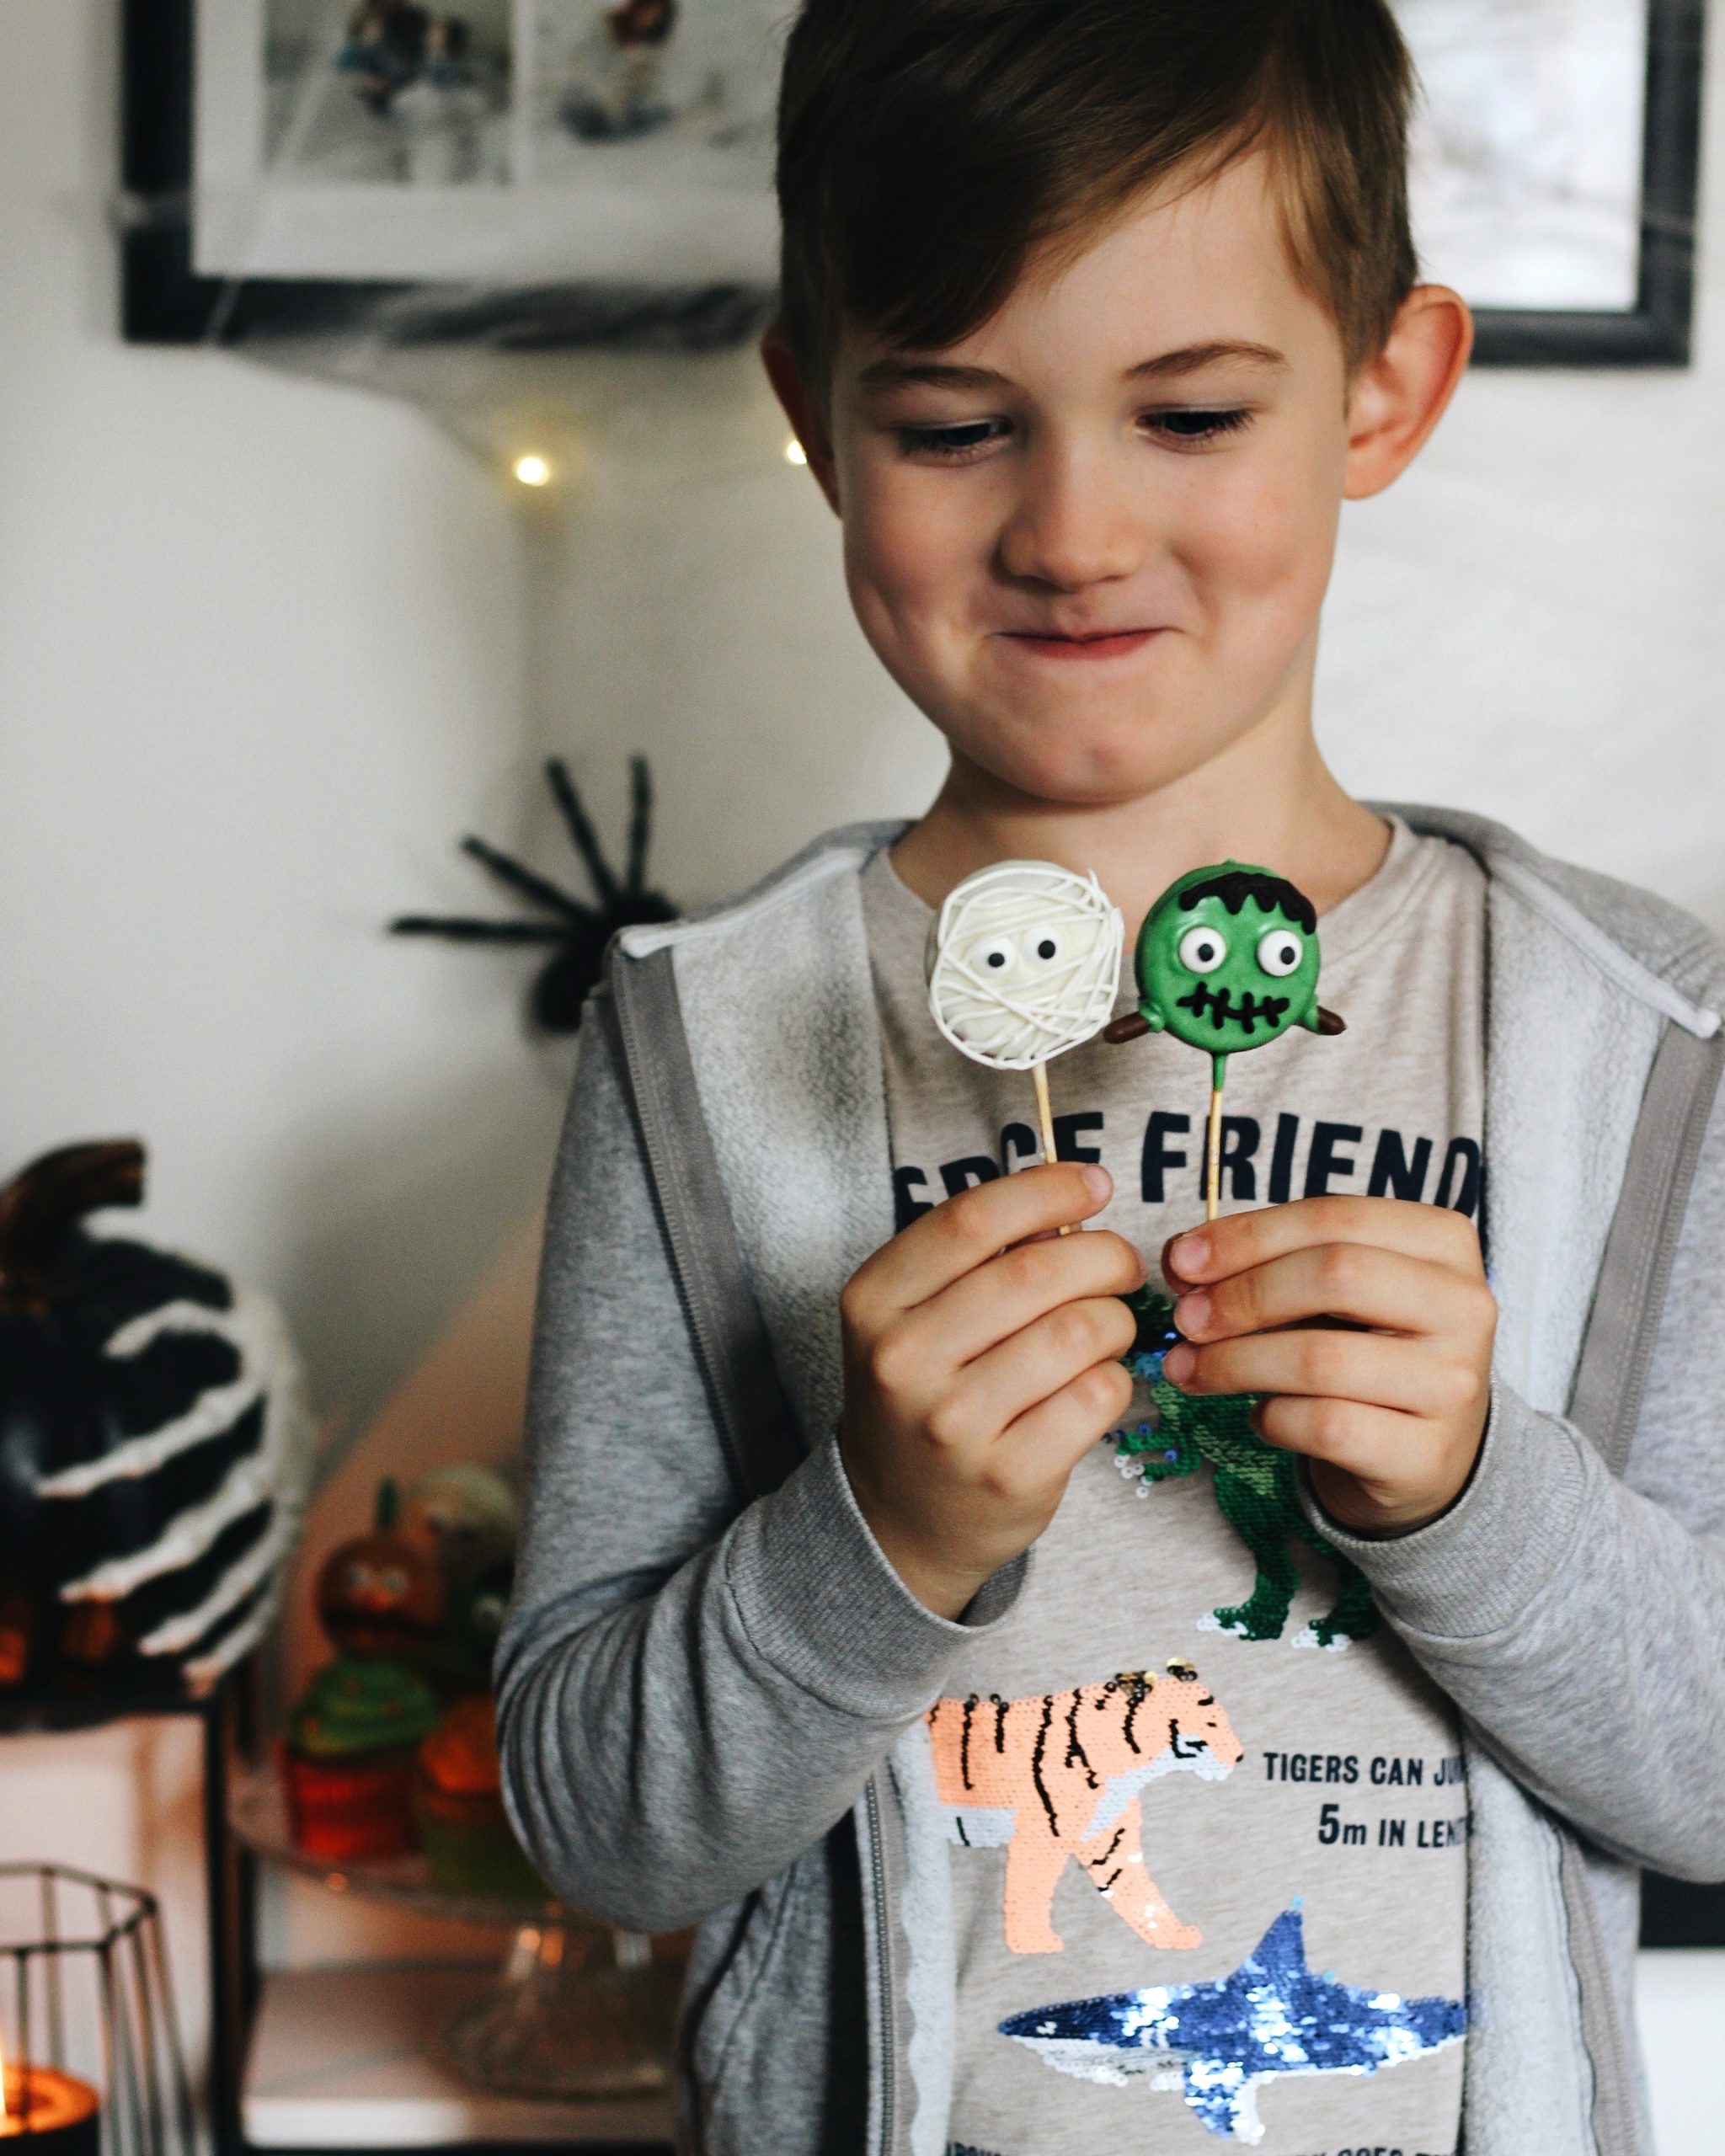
xmin=1033 ymin=1062 xmax=1074 ymax=1234
xmin=1206 ymin=1078 xmax=1225 ymax=1225
xmin=1033 ymin=1059 xmax=1060 ymax=1166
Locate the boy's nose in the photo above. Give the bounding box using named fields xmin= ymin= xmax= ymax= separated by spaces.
xmin=996 ymin=454 xmax=1146 ymax=590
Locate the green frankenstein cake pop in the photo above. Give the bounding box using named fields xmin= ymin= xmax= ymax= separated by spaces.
xmin=1105 ymin=862 xmax=1344 ymax=1218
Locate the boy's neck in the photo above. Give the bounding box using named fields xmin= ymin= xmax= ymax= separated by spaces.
xmin=891 ymin=692 xmax=1390 ymax=931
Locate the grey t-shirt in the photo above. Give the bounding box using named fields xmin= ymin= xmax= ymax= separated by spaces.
xmin=862 ymin=820 xmax=1484 ymax=2156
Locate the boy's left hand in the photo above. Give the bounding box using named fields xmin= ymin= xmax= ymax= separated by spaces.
xmin=1161 ymin=1198 xmax=1497 ymax=1536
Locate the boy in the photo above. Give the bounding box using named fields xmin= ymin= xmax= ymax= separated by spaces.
xmin=497 ymin=3 xmax=1725 ymax=2153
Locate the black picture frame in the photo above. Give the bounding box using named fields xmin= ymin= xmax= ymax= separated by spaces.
xmin=124 ymin=0 xmax=1706 ymax=361
xmin=1457 ymin=0 xmax=1707 ymax=366
xmin=120 ymin=0 xmax=774 ymax=352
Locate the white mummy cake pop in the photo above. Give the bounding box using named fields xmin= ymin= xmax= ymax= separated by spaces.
xmin=926 ymin=861 xmax=1124 ymax=1194
xmin=927 ymin=860 xmax=1124 ymax=1072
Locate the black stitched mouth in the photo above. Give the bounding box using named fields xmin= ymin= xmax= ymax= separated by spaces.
xmin=1175 ymin=981 xmax=1290 ymax=1034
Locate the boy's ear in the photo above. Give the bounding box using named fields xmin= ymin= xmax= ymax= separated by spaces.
xmin=760 ymin=328 xmax=841 ymax=515
xmin=1343 ymin=286 xmax=1474 ymax=501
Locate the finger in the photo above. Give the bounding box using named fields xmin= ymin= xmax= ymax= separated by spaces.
xmin=895 ymin=1229 xmax=1145 ymax=1373
xmin=1165 ymin=1326 xmax=1482 ymax=1420
xmin=929 ymin=1295 xmax=1139 ymax=1448
xmin=1162 ymin=1196 xmax=1482 ymax=1292
xmin=1174 ymin=1243 xmax=1496 ymax=1346
xmin=846 ymin=1163 xmax=1114 ymax=1329
xmin=988 ymin=1358 xmax=1137 ymax=1492
xmin=1252 ymin=1392 xmax=1412 ymax=1476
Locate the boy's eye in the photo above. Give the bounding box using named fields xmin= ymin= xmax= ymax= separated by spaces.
xmin=1257 ymin=927 xmax=1306 ymax=977
xmin=1178 ymin=926 xmax=1228 ymax=974
xmin=1143 ymin=408 xmax=1252 ymax=446
xmin=896 ymin=419 xmax=1007 ymax=460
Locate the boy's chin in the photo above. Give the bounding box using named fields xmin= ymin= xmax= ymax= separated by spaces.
xmin=943 ymin=707 xmax=1237 ymax=813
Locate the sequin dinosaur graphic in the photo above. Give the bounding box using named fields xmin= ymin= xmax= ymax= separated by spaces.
xmin=999 ymin=1903 xmax=1466 ymax=2143
xmin=1114 ymin=1289 xmax=1376 ymax=1649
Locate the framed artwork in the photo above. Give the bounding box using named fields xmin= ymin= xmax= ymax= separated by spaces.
xmin=1398 ymin=0 xmax=1704 ymax=362
xmin=123 ymin=0 xmax=786 ymax=348
xmin=124 ymin=0 xmax=1703 ymax=361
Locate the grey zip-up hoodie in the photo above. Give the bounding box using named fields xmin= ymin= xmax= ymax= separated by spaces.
xmin=496 ymin=805 xmax=1725 ymax=2156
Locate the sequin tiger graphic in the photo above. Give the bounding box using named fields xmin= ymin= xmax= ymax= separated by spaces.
xmin=925 ymin=1663 xmax=1242 ymax=1955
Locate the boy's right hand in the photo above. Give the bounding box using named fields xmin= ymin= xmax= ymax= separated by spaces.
xmin=837 ymin=1164 xmax=1142 ymax=1620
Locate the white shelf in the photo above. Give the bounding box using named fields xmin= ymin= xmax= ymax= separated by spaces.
xmin=243 ymin=1965 xmax=674 ymax=2148
xmin=246 ymin=1951 xmax=1723 ymax=2152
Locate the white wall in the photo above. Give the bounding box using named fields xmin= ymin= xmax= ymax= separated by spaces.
xmin=0 ymin=0 xmax=549 ymax=2094
xmin=0 ymin=0 xmax=1720 ymax=2140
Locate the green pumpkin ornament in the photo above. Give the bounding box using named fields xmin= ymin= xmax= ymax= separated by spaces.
xmin=1106 ymin=863 xmax=1344 ymax=1219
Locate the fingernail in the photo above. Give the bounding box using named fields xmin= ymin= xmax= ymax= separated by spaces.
xmin=1176 ymin=1291 xmax=1210 ymax=1339
xmin=1080 ymin=1165 xmax=1113 ymax=1204
xmin=1169 ymin=1231 xmax=1209 ymax=1274
xmin=1163 ymin=1343 xmax=1196 ymax=1385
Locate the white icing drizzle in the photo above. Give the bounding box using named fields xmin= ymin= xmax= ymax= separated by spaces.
xmin=925 ymin=859 xmax=1124 ymax=1071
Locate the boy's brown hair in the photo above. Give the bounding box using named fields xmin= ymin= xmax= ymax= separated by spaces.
xmin=775 ymin=0 xmax=1419 ymax=393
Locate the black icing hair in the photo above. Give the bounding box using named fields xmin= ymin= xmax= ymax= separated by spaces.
xmin=1178 ymin=868 xmax=1317 ymax=934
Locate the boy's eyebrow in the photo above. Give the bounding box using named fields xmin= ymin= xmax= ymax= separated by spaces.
xmin=857 ymin=341 xmax=1290 ymax=393
xmin=857 ymin=358 xmax=1010 ymax=392
xmin=1127 ymin=341 xmax=1290 ymax=381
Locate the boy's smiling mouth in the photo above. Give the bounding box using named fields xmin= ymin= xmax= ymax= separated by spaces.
xmin=997 ymin=627 xmax=1164 ymax=662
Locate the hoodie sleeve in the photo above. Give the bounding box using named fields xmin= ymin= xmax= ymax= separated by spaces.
xmin=494 ymin=990 xmax=1027 ymax=1934
xmin=1304 ymin=1070 xmax=1725 ymax=1882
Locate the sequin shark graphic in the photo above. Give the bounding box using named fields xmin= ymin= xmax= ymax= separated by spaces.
xmin=999 ymin=1905 xmax=1465 ymax=2143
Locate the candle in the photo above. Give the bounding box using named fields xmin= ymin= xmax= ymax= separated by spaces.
xmin=0 ymin=2057 xmax=100 ymax=2156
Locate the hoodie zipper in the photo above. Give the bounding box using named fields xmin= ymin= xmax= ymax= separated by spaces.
xmin=1559 ymin=1834 xmax=1642 ymax=2156
xmin=864 ymin=1774 xmax=897 ymax=2156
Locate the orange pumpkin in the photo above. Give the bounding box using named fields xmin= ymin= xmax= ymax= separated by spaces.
xmin=316 ymin=1479 xmax=443 ymax=1662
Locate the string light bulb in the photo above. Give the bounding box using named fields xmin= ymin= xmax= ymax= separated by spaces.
xmin=512 ymin=452 xmax=553 ymax=488
xmin=783 ymin=438 xmax=808 ymax=467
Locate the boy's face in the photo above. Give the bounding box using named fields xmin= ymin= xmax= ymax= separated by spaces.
xmin=795 ymin=154 xmax=1434 ymax=810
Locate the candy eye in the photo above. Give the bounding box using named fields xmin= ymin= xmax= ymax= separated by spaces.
xmin=1022 ymin=928 xmax=1062 ymax=966
xmin=1177 ymin=926 xmax=1228 ymax=974
xmin=969 ymin=937 xmax=1018 ymax=974
xmin=342 ymin=1563 xmax=372 ymax=1595
xmin=1257 ymin=927 xmax=1305 ymax=977
xmin=378 ymin=1567 xmax=409 ymax=1598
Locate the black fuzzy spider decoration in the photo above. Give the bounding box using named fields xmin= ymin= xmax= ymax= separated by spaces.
xmin=391 ymin=755 xmax=677 ymax=1032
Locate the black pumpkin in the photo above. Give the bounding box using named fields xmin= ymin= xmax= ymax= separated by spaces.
xmin=0 ymin=1141 xmax=312 ymax=1695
